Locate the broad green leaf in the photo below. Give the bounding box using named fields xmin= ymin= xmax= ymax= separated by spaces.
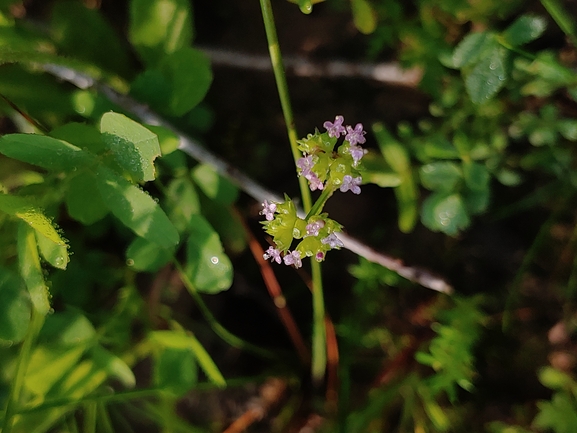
xmin=51 ymin=1 xmax=131 ymax=77
xmin=465 ymin=47 xmax=508 ymax=104
xmin=558 ymin=119 xmax=577 ymax=141
xmin=0 ymin=193 xmax=66 ymax=246
xmin=91 ymin=344 xmax=136 ymax=388
xmin=463 ymin=187 xmax=490 ymax=215
xmin=192 ymin=163 xmax=238 ymax=205
xmin=130 ymin=69 xmax=172 ymax=114
xmin=351 ymin=0 xmax=377 ymax=35
xmin=423 ymin=136 xmax=460 ymax=159
xmin=452 ymin=32 xmax=495 ymax=68
xmin=185 ymin=214 xmax=232 ymax=294
xmin=17 ymin=222 xmax=51 ymax=315
xmin=35 ymin=230 xmax=69 ymax=270
xmin=0 ymin=133 xmax=92 ymax=171
xmin=50 ymin=122 xmax=107 ymax=154
xmin=126 ymin=236 xmax=173 ymax=272
xmin=25 ymin=344 xmax=87 ymax=397
xmin=39 ymin=309 xmax=96 ymax=346
xmin=146 ymin=124 xmax=180 ymax=155
xmin=502 ymin=15 xmax=547 ymax=47
xmin=0 ymin=267 xmax=31 ymax=344
xmin=129 ymin=0 xmax=193 ymax=67
xmin=154 ymin=345 xmax=196 ymax=395
xmin=151 ymin=330 xmax=226 ymax=389
xmin=421 ymin=193 xmax=470 ymax=236
xmin=65 ymin=171 xmax=109 ymax=225
xmin=373 ymin=123 xmax=410 ymax=173
xmin=159 ymin=47 xmax=213 ymax=116
xmin=462 ymin=161 xmax=490 ymax=190
xmin=0 ymin=64 xmax=76 ymax=126
xmin=420 ymin=161 xmax=462 ymax=192
xmin=164 ymin=177 xmax=201 ymax=232
xmin=94 ymin=165 xmax=179 ymax=249
xmin=100 ymin=112 xmax=161 ymax=182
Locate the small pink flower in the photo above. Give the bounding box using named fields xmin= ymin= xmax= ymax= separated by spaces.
xmin=349 ymin=144 xmax=368 ymax=167
xmin=345 ymin=123 xmax=366 ymax=146
xmin=263 ymin=246 xmax=282 ymax=264
xmin=323 ymin=115 xmax=346 ymax=138
xmin=321 ymin=233 xmax=344 ymax=249
xmin=260 ymin=200 xmax=277 ymax=221
xmin=340 ymin=175 xmax=362 ymax=195
xmin=283 ymin=250 xmax=302 ymax=268
xmin=306 ymin=220 xmax=325 ymax=237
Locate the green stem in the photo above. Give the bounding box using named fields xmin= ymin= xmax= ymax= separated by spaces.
xmin=306 ymin=185 xmax=336 ymax=220
xmin=540 ymin=0 xmax=577 ymax=48
xmin=173 ymin=259 xmax=276 ymax=360
xmin=2 ymin=311 xmax=45 ymax=433
xmin=259 ymin=0 xmax=327 ymax=385
xmin=259 ymin=0 xmax=312 ymax=213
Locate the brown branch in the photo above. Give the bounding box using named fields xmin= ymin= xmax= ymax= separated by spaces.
xmin=222 ymin=377 xmax=287 ymax=433
xmin=241 ymin=217 xmax=311 ymax=366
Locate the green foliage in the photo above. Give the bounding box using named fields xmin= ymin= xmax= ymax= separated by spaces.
xmin=416 ymin=297 xmax=485 ymax=402
xmin=1 ymin=0 xmax=577 ymax=431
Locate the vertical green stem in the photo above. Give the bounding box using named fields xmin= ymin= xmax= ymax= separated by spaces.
xmin=259 ymin=0 xmax=327 ymax=385
xmin=259 ymin=0 xmax=312 ymax=213
xmin=2 ymin=311 xmax=44 ymax=433
xmin=541 ymin=0 xmax=577 ymax=48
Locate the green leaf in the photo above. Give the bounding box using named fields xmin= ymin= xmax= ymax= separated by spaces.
xmin=151 ymin=330 xmax=226 ymax=390
xmin=126 ymin=236 xmax=173 ymax=272
xmin=159 ymin=47 xmax=213 ymax=116
xmin=39 ymin=309 xmax=96 ymax=346
xmin=50 ymin=122 xmax=107 ymax=154
xmin=538 ymin=367 xmax=577 ymax=391
xmin=0 ymin=133 xmax=93 ymax=171
xmin=395 ymin=172 xmax=418 ymax=233
xmin=465 ymin=47 xmax=508 ymax=104
xmin=373 ymin=124 xmax=410 ymax=173
xmin=502 ymin=15 xmax=547 ymax=47
xmin=35 ymin=230 xmax=69 ymax=270
xmin=153 ymin=344 xmax=197 ymax=396
xmin=452 ymin=32 xmax=495 ymax=68
xmin=65 ymin=171 xmax=109 ymax=225
xmin=164 ymin=177 xmax=201 ymax=232
xmin=192 ymin=164 xmax=238 ymax=205
xmin=146 ymin=124 xmax=180 ymax=155
xmin=351 ymin=0 xmax=377 ymax=35
xmin=91 ymin=344 xmax=136 ymax=388
xmin=419 ymin=161 xmax=462 ymax=192
xmin=100 ymin=112 xmax=161 ymax=182
xmin=17 ymin=222 xmax=51 ymax=315
xmin=0 ymin=267 xmax=31 ymax=344
xmin=129 ymin=0 xmax=193 ymax=67
xmin=533 ymin=393 xmax=577 ymax=433
xmin=185 ymin=214 xmax=232 ymax=294
xmin=462 ymin=161 xmax=490 ymax=190
xmin=422 ymin=193 xmax=470 ymax=236
xmin=0 ymin=193 xmax=66 ymax=246
xmin=51 ymin=1 xmax=131 ymax=76
xmin=94 ymin=165 xmax=179 ymax=249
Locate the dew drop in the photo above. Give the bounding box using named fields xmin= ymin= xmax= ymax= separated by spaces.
xmin=54 ymin=256 xmax=65 ymax=267
xmin=210 ymin=256 xmax=219 ymax=265
xmin=299 ymin=3 xmax=312 ymax=14
xmin=126 ymin=259 xmax=134 ymax=266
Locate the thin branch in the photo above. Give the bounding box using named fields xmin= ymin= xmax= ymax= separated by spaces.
xmin=41 ymin=63 xmax=453 ymax=295
xmin=201 ymin=46 xmax=423 ymax=87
